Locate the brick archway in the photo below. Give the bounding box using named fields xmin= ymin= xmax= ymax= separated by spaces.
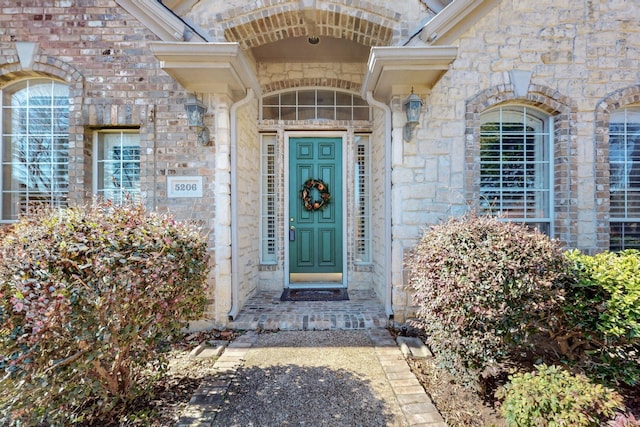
xmin=262 ymin=77 xmax=361 ymax=95
xmin=218 ymin=3 xmax=400 ymax=49
xmin=0 ymin=54 xmax=83 ymax=87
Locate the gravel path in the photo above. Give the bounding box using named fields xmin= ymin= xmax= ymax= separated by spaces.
xmin=212 ymin=330 xmax=407 ymax=426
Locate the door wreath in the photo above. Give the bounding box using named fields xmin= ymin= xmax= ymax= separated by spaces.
xmin=301 ymin=178 xmax=331 ymax=211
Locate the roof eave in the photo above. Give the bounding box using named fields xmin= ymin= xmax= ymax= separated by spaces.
xmin=116 ymin=0 xmax=207 ymax=42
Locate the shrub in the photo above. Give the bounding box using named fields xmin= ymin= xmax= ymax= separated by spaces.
xmin=407 ymin=214 xmax=568 ymax=389
xmin=497 ymin=364 xmax=624 ymax=426
xmin=610 ymin=413 xmax=640 ymax=427
xmin=561 ymin=249 xmax=640 ymax=386
xmin=0 ymin=201 xmax=209 ymax=425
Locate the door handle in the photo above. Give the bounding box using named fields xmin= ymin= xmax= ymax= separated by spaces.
xmin=289 ymin=225 xmax=295 ymax=241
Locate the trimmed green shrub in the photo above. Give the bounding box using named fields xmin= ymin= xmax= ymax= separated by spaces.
xmin=561 ymin=249 xmax=640 ymax=386
xmin=0 ymin=201 xmax=209 ymax=425
xmin=497 ymin=364 xmax=624 ymax=426
xmin=407 ymin=214 xmax=568 ymax=389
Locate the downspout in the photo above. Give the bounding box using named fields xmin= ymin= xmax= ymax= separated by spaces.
xmin=366 ymin=91 xmax=394 ymax=320
xmin=150 ymin=105 xmax=158 ymax=210
xmin=228 ymin=88 xmax=255 ymax=321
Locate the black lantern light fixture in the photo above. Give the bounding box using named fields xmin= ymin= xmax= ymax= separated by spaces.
xmin=403 ymin=88 xmax=423 ymax=141
xmin=185 ymin=95 xmax=210 ymax=146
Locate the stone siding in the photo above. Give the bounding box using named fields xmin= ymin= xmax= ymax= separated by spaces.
xmin=392 ymin=0 xmax=640 ymax=320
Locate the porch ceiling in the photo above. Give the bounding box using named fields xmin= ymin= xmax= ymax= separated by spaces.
xmin=149 ymin=42 xmax=262 ymax=99
xmin=361 ymin=46 xmax=458 ymax=102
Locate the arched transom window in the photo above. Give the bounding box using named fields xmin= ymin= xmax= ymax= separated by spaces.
xmin=262 ymin=89 xmax=371 ymax=121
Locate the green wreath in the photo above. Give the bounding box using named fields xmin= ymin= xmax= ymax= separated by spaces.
xmin=301 ymin=178 xmax=331 ymax=211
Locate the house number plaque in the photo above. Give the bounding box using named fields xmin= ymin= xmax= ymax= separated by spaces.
xmin=167 ymin=176 xmax=203 ymax=198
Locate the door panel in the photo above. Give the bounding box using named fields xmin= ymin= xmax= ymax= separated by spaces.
xmin=289 ymin=137 xmax=342 ymax=283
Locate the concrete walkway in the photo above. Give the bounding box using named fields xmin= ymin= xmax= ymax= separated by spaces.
xmin=176 ymin=329 xmax=447 ymax=427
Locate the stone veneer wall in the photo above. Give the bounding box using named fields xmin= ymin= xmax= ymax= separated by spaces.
xmin=235 ymin=99 xmax=260 ymax=311
xmin=258 ymin=64 xmax=366 ymax=93
xmin=393 ymin=0 xmax=640 ymax=320
xmin=369 ymin=107 xmax=387 ymax=303
xmin=4 ymin=0 xmax=638 ymax=325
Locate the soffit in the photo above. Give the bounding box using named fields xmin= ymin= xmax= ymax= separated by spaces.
xmin=149 ymin=42 xmax=262 ymax=99
xmin=252 ymin=36 xmax=370 ymax=63
xmin=361 ymin=46 xmax=458 ymax=101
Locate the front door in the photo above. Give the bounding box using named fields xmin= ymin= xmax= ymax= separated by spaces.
xmin=288 ymin=137 xmax=343 ymax=285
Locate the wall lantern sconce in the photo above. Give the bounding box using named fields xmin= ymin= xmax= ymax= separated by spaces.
xmin=185 ymin=95 xmax=210 ymax=146
xmin=403 ymin=88 xmax=423 ymax=142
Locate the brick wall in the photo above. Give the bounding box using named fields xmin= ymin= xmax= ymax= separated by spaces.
xmin=0 ymin=0 xmax=213 ymax=222
xmin=0 ymin=0 xmax=220 ymax=319
xmin=188 ymin=0 xmax=431 ymax=46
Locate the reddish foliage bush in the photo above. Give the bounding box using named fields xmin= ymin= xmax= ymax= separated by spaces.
xmin=0 ymin=201 xmax=209 ymax=425
xmin=407 ymin=214 xmax=568 ymax=389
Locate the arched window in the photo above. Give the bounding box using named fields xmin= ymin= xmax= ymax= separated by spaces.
xmin=262 ymin=89 xmax=371 ymax=121
xmin=1 ymin=78 xmax=69 ymax=221
xmin=479 ymin=106 xmax=552 ymax=234
xmin=609 ymin=106 xmax=640 ymax=250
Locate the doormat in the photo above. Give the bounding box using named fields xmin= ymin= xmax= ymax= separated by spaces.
xmin=280 ymin=288 xmax=349 ymax=302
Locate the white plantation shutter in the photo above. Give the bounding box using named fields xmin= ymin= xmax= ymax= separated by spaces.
xmin=355 ymin=134 xmax=371 ymax=263
xmin=479 ymin=106 xmax=552 ymax=234
xmin=609 ymin=107 xmax=640 ymax=250
xmin=1 ymin=79 xmax=69 ymax=221
xmin=261 ymin=134 xmax=277 ymax=264
xmin=94 ymin=130 xmax=141 ymax=203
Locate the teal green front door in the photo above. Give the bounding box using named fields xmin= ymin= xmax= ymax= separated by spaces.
xmin=289 ymin=137 xmax=343 ymax=284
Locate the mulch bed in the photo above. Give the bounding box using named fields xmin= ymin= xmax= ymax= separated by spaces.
xmin=390 ymin=327 xmax=640 ymax=427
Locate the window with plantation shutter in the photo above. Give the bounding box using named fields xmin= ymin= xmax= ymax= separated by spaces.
xmin=479 ymin=106 xmax=552 ymax=234
xmin=260 ymin=134 xmax=277 ymax=264
xmin=609 ymin=107 xmax=640 ymax=250
xmin=1 ymin=79 xmax=69 ymax=221
xmin=355 ymin=134 xmax=371 ymax=263
xmin=94 ymin=130 xmax=141 ymax=203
